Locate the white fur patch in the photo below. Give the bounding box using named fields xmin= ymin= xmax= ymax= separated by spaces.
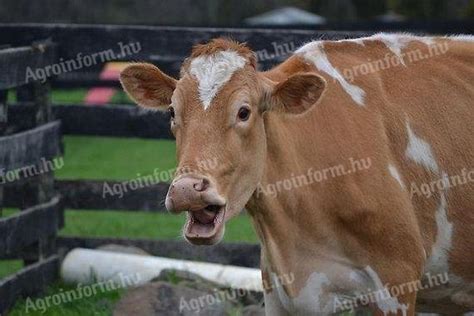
xmin=372 ymin=33 xmax=412 ymax=64
xmin=338 ymin=33 xmax=435 ymax=66
xmin=271 ymin=272 xmax=333 ymax=314
xmin=403 ymin=119 xmax=454 ymax=280
xmin=270 ymin=266 xmax=411 ymax=314
xmin=388 ymin=164 xmax=405 ymax=189
xmin=294 ymin=34 xmax=439 ymax=106
xmin=296 ymin=42 xmax=366 ymax=106
xmin=263 ymin=290 xmax=289 ymax=315
xmin=371 ymin=33 xmax=434 ymax=66
xmin=189 ymin=50 xmax=246 ymax=110
xmin=425 ymin=173 xmax=453 ymax=275
xmin=364 ymin=266 xmax=409 ymax=315
xmin=405 ymin=121 xmax=439 ymax=173
xmin=338 ymin=38 xmax=366 ymax=46
xmin=447 ymin=35 xmax=474 ymax=42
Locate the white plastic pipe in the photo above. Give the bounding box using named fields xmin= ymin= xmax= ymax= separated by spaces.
xmin=61 ymin=248 xmax=263 ymax=292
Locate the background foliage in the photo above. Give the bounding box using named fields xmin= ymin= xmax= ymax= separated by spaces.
xmin=0 ymin=0 xmax=473 ymax=26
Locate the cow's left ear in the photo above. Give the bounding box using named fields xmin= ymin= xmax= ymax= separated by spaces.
xmin=263 ymin=73 xmax=326 ymax=115
xmin=120 ymin=63 xmax=177 ymax=110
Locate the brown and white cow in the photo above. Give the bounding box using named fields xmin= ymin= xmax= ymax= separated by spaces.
xmin=120 ymin=34 xmax=474 ymax=315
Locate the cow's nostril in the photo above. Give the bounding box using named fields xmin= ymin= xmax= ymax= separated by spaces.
xmin=194 ymin=178 xmax=210 ymax=192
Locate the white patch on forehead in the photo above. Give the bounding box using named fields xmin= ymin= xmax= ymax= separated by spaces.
xmin=388 ymin=164 xmax=405 ymax=189
xmin=405 ymin=121 xmax=439 ymax=173
xmin=364 ymin=266 xmax=409 ymax=315
xmin=425 ymin=175 xmax=453 ymax=275
xmin=189 ymin=50 xmax=246 ymax=110
xmin=296 ymin=42 xmax=366 ymax=106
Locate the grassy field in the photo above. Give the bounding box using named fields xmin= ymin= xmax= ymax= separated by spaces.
xmin=8 ymin=88 xmax=131 ymax=105
xmin=57 ymin=136 xmax=177 ymax=179
xmin=2 ymin=124 xmax=258 ymax=314
xmin=9 ymin=281 xmax=124 ymax=316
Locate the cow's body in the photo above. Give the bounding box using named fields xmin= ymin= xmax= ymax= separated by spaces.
xmin=249 ymin=35 xmax=474 ymax=315
xmin=120 ymin=34 xmax=474 ymax=315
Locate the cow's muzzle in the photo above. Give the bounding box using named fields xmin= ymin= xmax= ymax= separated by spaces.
xmin=165 ymin=175 xmax=226 ymax=245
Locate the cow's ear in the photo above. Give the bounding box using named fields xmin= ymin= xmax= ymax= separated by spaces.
xmin=263 ymin=73 xmax=326 ymax=115
xmin=120 ymin=63 xmax=177 ymax=110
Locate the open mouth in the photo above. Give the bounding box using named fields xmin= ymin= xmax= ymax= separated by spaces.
xmin=184 ymin=204 xmax=226 ymax=243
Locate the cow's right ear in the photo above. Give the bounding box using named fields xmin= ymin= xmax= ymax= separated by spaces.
xmin=120 ymin=63 xmax=177 ymax=110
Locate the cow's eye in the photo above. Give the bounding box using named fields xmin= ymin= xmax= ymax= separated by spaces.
xmin=237 ymin=106 xmax=251 ymax=122
xmin=168 ymin=106 xmax=175 ymax=119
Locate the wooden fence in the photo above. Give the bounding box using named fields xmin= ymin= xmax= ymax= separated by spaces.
xmin=0 ymin=23 xmax=389 ymax=312
xmin=0 ymin=40 xmax=64 ymax=313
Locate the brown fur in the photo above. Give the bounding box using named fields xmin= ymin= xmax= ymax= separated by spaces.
xmin=187 ymin=38 xmax=257 ymax=69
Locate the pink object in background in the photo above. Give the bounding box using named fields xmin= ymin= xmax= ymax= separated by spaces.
xmin=84 ymin=62 xmax=130 ymax=105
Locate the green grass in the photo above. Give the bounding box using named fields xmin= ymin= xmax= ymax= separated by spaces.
xmin=0 ymin=260 xmax=23 ymax=279
xmin=0 ymin=209 xmax=23 ymax=279
xmin=57 ymin=136 xmax=177 ymax=180
xmin=61 ymin=210 xmax=258 ymax=243
xmin=8 ymin=88 xmax=132 ymax=105
xmin=110 ymin=91 xmax=132 ymax=104
xmin=1 ymin=208 xmax=18 ymax=217
xmin=8 ymin=89 xmax=88 ymax=104
xmin=50 ymin=89 xmax=88 ymax=104
xmin=9 ymin=281 xmax=123 ymax=316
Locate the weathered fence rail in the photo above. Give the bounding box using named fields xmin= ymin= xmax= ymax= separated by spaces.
xmin=8 ymin=104 xmax=171 ymax=139
xmin=0 ymin=43 xmax=57 ymax=90
xmin=0 ymin=197 xmax=62 ymax=258
xmin=5 ymin=178 xmax=168 ymax=212
xmin=0 ymin=256 xmax=60 ymax=312
xmin=0 ymin=39 xmax=63 ymax=314
xmin=0 ymin=24 xmax=369 ymax=76
xmin=54 ymin=105 xmax=172 ymax=139
xmin=0 ymin=121 xmax=62 ymax=169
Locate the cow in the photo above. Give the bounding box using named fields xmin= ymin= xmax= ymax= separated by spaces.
xmin=120 ymin=33 xmax=474 ymax=315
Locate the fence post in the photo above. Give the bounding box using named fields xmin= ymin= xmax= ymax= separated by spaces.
xmin=17 ymin=81 xmax=57 ymax=264
xmin=16 ymin=82 xmax=55 ymax=206
xmin=0 ymin=90 xmax=7 ymax=133
xmin=17 ymin=81 xmax=52 ymax=125
xmin=0 ymin=90 xmax=6 ymax=217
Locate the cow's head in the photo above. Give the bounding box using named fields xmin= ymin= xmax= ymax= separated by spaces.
xmin=120 ymin=39 xmax=325 ymax=245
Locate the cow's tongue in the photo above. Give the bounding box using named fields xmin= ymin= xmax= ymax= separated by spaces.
xmin=193 ymin=208 xmax=217 ymax=224
xmin=186 ymin=206 xmax=224 ymax=238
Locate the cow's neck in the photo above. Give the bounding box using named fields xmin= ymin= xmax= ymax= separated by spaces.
xmin=246 ymin=112 xmax=348 ymax=295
